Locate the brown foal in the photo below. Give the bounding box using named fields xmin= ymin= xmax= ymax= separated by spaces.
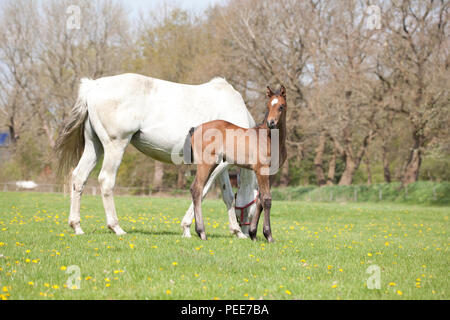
xmin=185 ymin=85 xmax=287 ymax=242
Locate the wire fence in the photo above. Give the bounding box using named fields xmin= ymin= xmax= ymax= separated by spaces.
xmin=1 ymin=182 xmax=449 ymax=204
xmin=1 ymin=182 xmax=154 ymax=197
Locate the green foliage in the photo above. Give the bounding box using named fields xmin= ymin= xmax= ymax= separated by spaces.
xmin=271 ymin=182 xmax=450 ymax=206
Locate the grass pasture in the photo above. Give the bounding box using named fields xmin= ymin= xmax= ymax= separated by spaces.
xmin=0 ymin=191 xmax=448 ymax=300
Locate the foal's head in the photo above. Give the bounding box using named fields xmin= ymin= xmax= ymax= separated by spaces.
xmin=265 ymin=85 xmax=287 ymax=129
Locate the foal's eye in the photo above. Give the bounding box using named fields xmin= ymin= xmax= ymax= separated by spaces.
xmin=279 ymin=105 xmax=284 ymax=112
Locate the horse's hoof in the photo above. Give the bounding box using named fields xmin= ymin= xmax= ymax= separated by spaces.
xmin=74 ymin=229 xmax=85 ymax=236
xmin=109 ymin=225 xmax=126 ymax=235
xmin=236 ymin=232 xmax=248 ymax=239
xmin=182 ymin=230 xmax=192 ymax=238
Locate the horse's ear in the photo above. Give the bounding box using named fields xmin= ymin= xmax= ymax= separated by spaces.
xmin=266 ymin=86 xmax=274 ymax=98
xmin=280 ymin=85 xmax=286 ymax=98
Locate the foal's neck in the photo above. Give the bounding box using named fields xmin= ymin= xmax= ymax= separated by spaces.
xmin=257 ymin=113 xmax=287 ymax=146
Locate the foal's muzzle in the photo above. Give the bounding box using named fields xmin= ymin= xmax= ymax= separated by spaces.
xmin=267 ymin=120 xmax=276 ymax=129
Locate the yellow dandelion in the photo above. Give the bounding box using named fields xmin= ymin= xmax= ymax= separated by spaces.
xmin=397 ymin=290 xmax=403 ymax=296
xmin=60 ymin=266 xmax=67 ymax=271
xmin=166 ymin=289 xmax=172 ymax=295
xmin=285 ymin=290 xmax=292 ymax=295
xmin=28 ymin=281 xmax=34 ymax=286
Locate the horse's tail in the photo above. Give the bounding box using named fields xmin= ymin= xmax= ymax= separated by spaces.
xmin=55 ymin=78 xmax=93 ymax=178
xmin=183 ymin=127 xmax=196 ymax=164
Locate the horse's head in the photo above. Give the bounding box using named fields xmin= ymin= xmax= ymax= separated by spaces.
xmin=265 ymin=85 xmax=286 ymax=129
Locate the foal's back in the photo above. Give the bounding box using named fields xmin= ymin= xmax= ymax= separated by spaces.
xmin=191 ymin=120 xmax=271 ymax=169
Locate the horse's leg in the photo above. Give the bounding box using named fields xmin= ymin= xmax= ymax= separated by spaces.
xmin=98 ymin=140 xmax=128 ymax=235
xmin=181 ymin=161 xmax=228 ymax=237
xmin=235 ymin=168 xmax=259 ymax=237
xmin=255 ymin=171 xmax=274 ymax=242
xmin=217 ymin=170 xmax=247 ymax=239
xmin=190 ymin=163 xmax=216 ymax=240
xmin=69 ymin=121 xmax=102 ymax=235
xmin=249 ymin=201 xmax=263 ymax=241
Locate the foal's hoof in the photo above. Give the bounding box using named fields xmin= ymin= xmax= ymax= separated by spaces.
xmin=198 ymin=233 xmax=208 ymax=241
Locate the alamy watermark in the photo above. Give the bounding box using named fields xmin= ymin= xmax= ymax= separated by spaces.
xmin=366 ymin=5 xmax=382 ymax=30
xmin=366 ymin=265 xmax=381 ymax=289
xmin=171 ymin=127 xmax=281 ymax=176
xmin=65 ymin=265 xmax=81 ymax=290
xmin=66 ymin=5 xmax=81 ymax=30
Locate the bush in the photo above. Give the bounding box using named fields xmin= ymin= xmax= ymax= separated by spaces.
xmin=271 ymin=182 xmax=450 ymax=205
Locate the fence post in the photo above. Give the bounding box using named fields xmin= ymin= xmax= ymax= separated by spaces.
xmin=329 ymin=190 xmax=333 ymax=202
xmin=433 ymin=186 xmax=437 ymax=201
xmin=379 ymin=189 xmax=382 ymax=201
xmin=354 ymin=188 xmax=358 ymax=202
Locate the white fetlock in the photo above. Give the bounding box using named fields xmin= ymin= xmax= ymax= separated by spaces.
xmin=182 ymin=228 xmax=192 ymax=238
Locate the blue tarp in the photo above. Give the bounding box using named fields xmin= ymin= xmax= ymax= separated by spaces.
xmin=0 ymin=132 xmax=9 ymax=146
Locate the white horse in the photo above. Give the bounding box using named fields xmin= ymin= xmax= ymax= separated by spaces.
xmin=55 ymin=73 xmax=259 ymax=238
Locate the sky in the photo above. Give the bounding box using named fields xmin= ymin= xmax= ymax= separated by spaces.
xmin=119 ymin=0 xmax=226 ymax=17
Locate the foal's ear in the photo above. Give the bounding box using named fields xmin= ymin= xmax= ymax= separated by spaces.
xmin=266 ymin=86 xmax=274 ymax=98
xmin=280 ymin=85 xmax=286 ymax=98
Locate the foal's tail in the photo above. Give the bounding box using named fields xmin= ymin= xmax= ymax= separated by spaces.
xmin=183 ymin=127 xmax=196 ymax=164
xmin=55 ymin=78 xmax=92 ymax=178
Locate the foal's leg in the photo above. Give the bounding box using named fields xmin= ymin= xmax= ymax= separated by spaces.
xmin=69 ymin=122 xmax=102 ymax=235
xmin=190 ymin=164 xmax=216 ymax=240
xmin=255 ymin=171 xmax=274 ymax=242
xmin=217 ymin=170 xmax=247 ymax=239
xmin=181 ymin=161 xmax=228 ymax=237
xmin=98 ymin=140 xmax=128 ymax=235
xmin=249 ymin=174 xmax=275 ymax=241
xmin=248 ymin=201 xmax=262 ymax=241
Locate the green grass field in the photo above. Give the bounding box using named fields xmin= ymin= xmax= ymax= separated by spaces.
xmin=0 ymin=192 xmax=448 ymax=300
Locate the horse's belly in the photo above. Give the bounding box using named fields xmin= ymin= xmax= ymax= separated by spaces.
xmin=130 ymin=130 xmax=180 ymax=163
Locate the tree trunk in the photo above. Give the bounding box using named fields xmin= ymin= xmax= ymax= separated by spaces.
xmin=326 ymin=149 xmax=336 ymax=185
xmin=176 ymin=166 xmax=186 ymax=189
xmin=338 ymin=155 xmax=357 ymax=185
xmin=338 ymin=130 xmax=374 ymax=186
xmin=153 ymin=161 xmax=164 ymax=192
xmin=279 ymin=158 xmax=290 ymax=186
xmin=382 ymin=143 xmax=391 ymax=183
xmin=402 ymin=148 xmax=421 ymax=185
xmin=314 ymin=131 xmax=327 ymax=186
xmin=402 ymin=131 xmax=423 ymax=185
xmin=365 ymin=155 xmax=372 ymax=185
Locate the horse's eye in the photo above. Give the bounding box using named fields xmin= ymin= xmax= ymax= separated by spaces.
xmin=279 ymin=105 xmax=284 ymax=112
